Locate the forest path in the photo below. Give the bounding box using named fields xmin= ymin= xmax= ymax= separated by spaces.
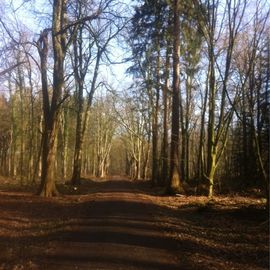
xmin=43 ymin=179 xmax=181 ymax=270
xmin=0 ymin=177 xmax=268 ymax=270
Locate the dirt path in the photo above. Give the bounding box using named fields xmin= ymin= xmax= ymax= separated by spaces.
xmin=0 ymin=178 xmax=268 ymax=270
xmin=0 ymin=179 xmax=182 ymax=270
xmin=43 ymin=188 xmax=181 ymax=269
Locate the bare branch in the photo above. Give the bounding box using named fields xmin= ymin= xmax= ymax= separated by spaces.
xmin=0 ymin=61 xmax=26 ymax=76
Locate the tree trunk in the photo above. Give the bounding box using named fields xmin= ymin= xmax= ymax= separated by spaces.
xmin=152 ymin=51 xmax=160 ymax=185
xmin=26 ymin=56 xmax=35 ymax=182
xmin=38 ymin=0 xmax=67 ymax=196
xmin=168 ymin=0 xmax=184 ymax=194
xmin=206 ymin=47 xmax=216 ymax=198
xmin=61 ymin=108 xmax=69 ymax=180
xmin=71 ymin=47 xmax=101 ymax=184
xmin=39 ymin=118 xmax=59 ymax=196
xmin=197 ymin=66 xmax=209 ymax=185
xmin=71 ymin=80 xmax=84 ymax=185
xmin=161 ymin=43 xmax=170 ymax=185
xmin=17 ymin=60 xmax=25 ymax=185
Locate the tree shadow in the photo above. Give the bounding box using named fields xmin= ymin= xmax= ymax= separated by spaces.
xmin=58 ymin=178 xmax=152 ymax=195
xmin=0 ymin=178 xmax=268 ymax=269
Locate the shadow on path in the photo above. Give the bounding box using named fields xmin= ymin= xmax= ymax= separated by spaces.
xmin=0 ymin=178 xmax=268 ymax=270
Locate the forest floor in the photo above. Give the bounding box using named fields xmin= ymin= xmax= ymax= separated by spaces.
xmin=0 ymin=176 xmax=268 ymax=270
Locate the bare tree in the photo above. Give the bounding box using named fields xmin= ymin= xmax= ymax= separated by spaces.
xmin=70 ymin=0 xmax=127 ymax=185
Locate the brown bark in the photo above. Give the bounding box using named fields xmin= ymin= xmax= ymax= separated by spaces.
xmin=71 ymin=58 xmax=100 ymax=183
xmin=161 ymin=44 xmax=170 ymax=185
xmin=168 ymin=0 xmax=184 ymax=194
xmin=38 ymin=0 xmax=67 ymax=197
xmin=151 ymin=56 xmax=160 ymax=185
xmin=71 ymin=80 xmax=84 ymax=185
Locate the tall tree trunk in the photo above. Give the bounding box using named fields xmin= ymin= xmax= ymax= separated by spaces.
xmin=179 ymin=68 xmax=185 ymax=183
xmin=206 ymin=45 xmax=216 ymax=198
xmin=38 ymin=0 xmax=67 ymax=196
xmin=26 ymin=57 xmax=35 ymax=182
xmin=61 ymin=107 xmax=69 ymax=180
xmin=71 ymin=80 xmax=84 ymax=185
xmin=17 ymin=60 xmax=25 ymax=185
xmin=8 ymin=77 xmax=16 ymax=177
xmin=184 ymin=76 xmax=192 ymax=183
xmin=197 ymin=67 xmax=209 ymax=184
xmin=161 ymin=44 xmax=170 ymax=185
xmin=71 ymin=48 xmax=101 ymax=184
xmin=168 ymin=0 xmax=184 ymax=194
xmin=151 ymin=28 xmax=161 ymax=185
